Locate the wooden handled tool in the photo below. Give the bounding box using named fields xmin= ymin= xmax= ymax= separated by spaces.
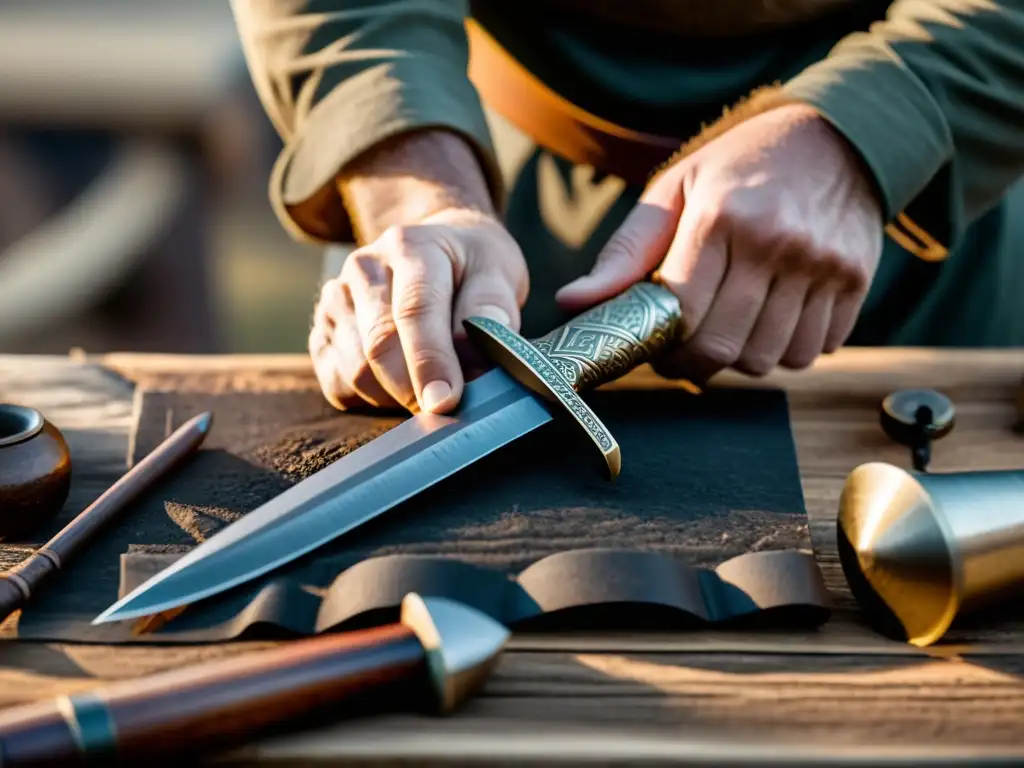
xmin=0 ymin=593 xmax=509 ymax=767
xmin=0 ymin=412 xmax=212 ymax=624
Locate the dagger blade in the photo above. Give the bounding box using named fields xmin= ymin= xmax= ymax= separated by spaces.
xmin=92 ymin=368 xmax=552 ymax=626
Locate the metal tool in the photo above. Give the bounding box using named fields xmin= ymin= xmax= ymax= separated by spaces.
xmin=93 ymin=282 xmax=683 ymax=626
xmin=0 ymin=593 xmax=508 ymax=767
xmin=838 ymin=462 xmax=1024 ymax=647
xmin=879 ymin=389 xmax=955 ymax=471
xmin=1 ymin=412 xmax=212 ymax=624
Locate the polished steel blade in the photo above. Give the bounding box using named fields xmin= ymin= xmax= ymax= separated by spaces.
xmin=93 ymin=368 xmax=551 ymax=625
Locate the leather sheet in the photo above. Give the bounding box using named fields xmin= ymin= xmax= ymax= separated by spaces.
xmin=15 ymin=383 xmax=829 ymax=643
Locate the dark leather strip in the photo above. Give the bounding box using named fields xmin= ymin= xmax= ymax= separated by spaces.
xmin=119 ymin=548 xmax=832 ymax=641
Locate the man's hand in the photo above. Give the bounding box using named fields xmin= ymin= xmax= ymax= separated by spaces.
xmin=310 ymin=208 xmax=528 ymax=414
xmin=556 ymin=103 xmax=885 ymax=382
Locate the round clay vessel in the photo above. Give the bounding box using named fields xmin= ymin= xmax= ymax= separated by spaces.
xmin=0 ymin=404 xmax=72 ymax=540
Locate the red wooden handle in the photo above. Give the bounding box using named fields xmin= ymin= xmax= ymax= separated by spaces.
xmin=0 ymin=622 xmax=426 ymax=766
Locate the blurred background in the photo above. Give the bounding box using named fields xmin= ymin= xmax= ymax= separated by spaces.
xmin=0 ymin=1 xmax=533 ymax=356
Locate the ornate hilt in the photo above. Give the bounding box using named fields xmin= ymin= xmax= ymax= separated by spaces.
xmin=463 ymin=281 xmax=684 ymax=480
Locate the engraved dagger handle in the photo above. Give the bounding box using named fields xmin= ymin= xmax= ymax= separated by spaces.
xmin=463 ymin=280 xmax=684 ymax=480
xmin=529 ymin=282 xmax=684 ymax=392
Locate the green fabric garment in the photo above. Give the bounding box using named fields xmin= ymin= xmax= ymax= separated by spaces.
xmin=230 ymin=0 xmax=1024 ymax=346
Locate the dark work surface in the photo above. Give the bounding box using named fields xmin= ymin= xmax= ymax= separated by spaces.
xmin=16 ymin=384 xmax=818 ymax=643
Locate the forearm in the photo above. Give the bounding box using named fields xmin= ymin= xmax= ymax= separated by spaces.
xmin=230 ymin=0 xmax=503 ymax=246
xmin=338 ymin=129 xmax=497 ymax=244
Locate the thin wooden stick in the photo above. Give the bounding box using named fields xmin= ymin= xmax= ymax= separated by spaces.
xmin=0 ymin=412 xmax=212 ymax=624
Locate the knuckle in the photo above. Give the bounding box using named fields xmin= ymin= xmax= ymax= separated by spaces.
xmin=712 ymin=190 xmax=767 ymax=232
xmin=394 ymin=279 xmax=447 ymax=321
xmin=693 ymin=201 xmax=732 ymax=239
xmin=346 ymin=250 xmax=375 ymax=275
xmin=380 ymin=223 xmax=427 ymax=254
xmin=814 ymin=249 xmax=848 ymax=278
xmin=318 ymin=277 xmax=343 ymax=305
xmin=362 ymin=318 xmax=400 ymax=364
xmin=689 ymin=198 xmax=748 ymax=250
xmin=775 ymin=239 xmax=817 ymax=272
xmin=808 ymin=248 xmax=868 ymax=291
xmin=408 ymin=345 xmax=455 ymax=378
xmin=842 ymin=260 xmax=870 ymax=293
xmin=377 ymin=225 xmax=405 ymax=251
xmin=341 ymin=250 xmax=387 ymax=286
xmin=711 ymin=199 xmax=742 ymax=233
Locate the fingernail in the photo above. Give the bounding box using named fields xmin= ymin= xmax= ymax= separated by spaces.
xmin=472 ymin=304 xmax=511 ymax=326
xmin=421 ymin=380 xmax=453 ymax=412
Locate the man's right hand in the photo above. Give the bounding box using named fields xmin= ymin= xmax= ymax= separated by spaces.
xmin=310 ymin=207 xmax=529 ymax=416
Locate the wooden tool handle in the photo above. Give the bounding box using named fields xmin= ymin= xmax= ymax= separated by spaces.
xmin=45 ymin=412 xmax=212 ymax=564
xmin=0 ymin=555 xmax=58 ymax=622
xmin=0 ymin=577 xmax=26 ymax=624
xmin=0 ymin=622 xmax=427 ymax=766
xmin=529 ymin=281 xmax=683 ymax=392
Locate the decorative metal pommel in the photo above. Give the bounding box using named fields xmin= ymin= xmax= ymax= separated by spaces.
xmin=463 ymin=281 xmax=684 ymax=480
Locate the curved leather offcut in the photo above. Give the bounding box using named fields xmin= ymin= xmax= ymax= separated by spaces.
xmin=114 ymin=547 xmax=830 ymax=642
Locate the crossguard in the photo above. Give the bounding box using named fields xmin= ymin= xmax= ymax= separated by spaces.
xmin=463 ymin=281 xmax=683 ymax=480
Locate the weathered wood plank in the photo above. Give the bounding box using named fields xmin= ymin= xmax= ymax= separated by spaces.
xmin=222 ymin=650 xmax=1024 ymax=757
xmin=1 ymin=350 xmax=1022 ymax=764
xmin=225 ymin=720 xmax=1024 ymax=766
xmin=2 ymin=645 xmax=1023 ymax=752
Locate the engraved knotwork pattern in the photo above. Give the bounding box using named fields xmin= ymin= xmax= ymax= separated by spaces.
xmin=530 ymin=283 xmax=682 ymax=391
xmin=469 ymin=318 xmax=616 ymax=453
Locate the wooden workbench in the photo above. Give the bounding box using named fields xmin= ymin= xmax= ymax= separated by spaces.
xmin=2 ymin=349 xmax=1024 ymax=765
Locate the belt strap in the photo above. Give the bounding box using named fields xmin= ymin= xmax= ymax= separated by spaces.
xmin=466 ymin=20 xmax=680 ymax=186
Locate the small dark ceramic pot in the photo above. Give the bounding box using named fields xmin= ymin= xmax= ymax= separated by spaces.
xmin=0 ymin=404 xmax=72 ymax=540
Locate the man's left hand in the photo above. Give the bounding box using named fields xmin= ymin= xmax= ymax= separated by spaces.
xmin=555 ymin=103 xmax=885 ymax=382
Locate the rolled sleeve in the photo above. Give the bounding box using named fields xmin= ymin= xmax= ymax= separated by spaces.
xmin=232 ymin=0 xmax=503 ymax=244
xmin=780 ymin=0 xmax=1024 ymax=257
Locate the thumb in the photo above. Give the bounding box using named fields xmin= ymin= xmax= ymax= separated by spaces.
xmin=555 ymin=188 xmax=683 ymax=313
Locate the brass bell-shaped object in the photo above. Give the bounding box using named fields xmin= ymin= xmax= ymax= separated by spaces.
xmin=838 ymin=462 xmax=1024 ymax=647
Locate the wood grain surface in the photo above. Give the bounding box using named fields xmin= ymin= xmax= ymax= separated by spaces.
xmin=1 ymin=349 xmax=1023 ymax=763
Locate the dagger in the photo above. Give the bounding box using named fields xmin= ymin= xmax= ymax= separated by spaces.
xmin=93 ymin=281 xmax=684 ymax=626
xmin=0 ymin=593 xmax=509 ymax=767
